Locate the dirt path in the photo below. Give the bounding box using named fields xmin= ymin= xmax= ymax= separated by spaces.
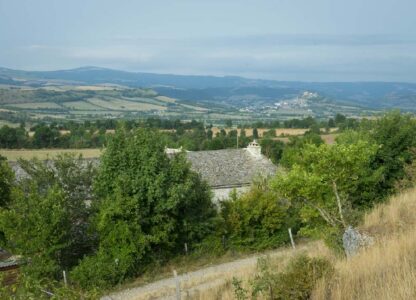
xmin=103 ymin=242 xmax=317 ymax=300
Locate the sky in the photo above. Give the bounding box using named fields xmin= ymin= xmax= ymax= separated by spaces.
xmin=1 ymin=0 xmax=416 ymax=82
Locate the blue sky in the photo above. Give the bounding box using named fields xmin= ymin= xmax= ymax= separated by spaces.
xmin=1 ymin=0 xmax=415 ymax=81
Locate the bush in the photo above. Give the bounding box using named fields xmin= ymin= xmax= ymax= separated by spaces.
xmin=233 ymin=254 xmax=333 ymax=300
xmin=219 ymin=183 xmax=299 ymax=251
xmin=273 ymin=255 xmax=333 ymax=299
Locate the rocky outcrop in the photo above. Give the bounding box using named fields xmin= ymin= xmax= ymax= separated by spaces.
xmin=343 ymin=226 xmax=374 ymax=258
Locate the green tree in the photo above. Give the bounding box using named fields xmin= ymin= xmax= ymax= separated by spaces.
xmin=73 ymin=128 xmax=216 ymax=287
xmin=0 ymin=184 xmax=70 ymax=279
xmin=1 ymin=154 xmax=97 ymax=275
xmin=260 ymin=139 xmax=285 ymax=164
xmin=32 ymin=124 xmax=60 ymax=148
xmin=369 ymin=112 xmax=416 ymax=194
xmin=0 ymin=155 xmax=14 ymax=208
xmin=273 ymin=141 xmax=380 ymax=249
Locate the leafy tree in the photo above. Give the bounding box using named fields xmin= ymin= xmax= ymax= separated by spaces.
xmin=260 ymin=139 xmax=285 ymax=164
xmin=369 ymin=112 xmax=416 ymax=194
xmin=0 ymin=155 xmax=14 ymax=207
xmin=32 ymin=124 xmax=60 ymax=148
xmin=72 ymin=128 xmax=216 ymax=287
xmin=334 ymin=113 xmax=346 ymax=125
xmin=0 ymin=154 xmax=97 ymax=276
xmin=273 ymin=141 xmax=380 ymax=249
xmin=0 ymin=184 xmax=70 ymax=279
xmin=279 ymin=133 xmax=323 ymax=168
xmin=0 ymin=125 xmax=27 ymax=148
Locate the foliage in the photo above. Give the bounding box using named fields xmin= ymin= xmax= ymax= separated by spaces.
xmin=0 ymin=124 xmax=27 ymax=148
xmin=273 ymin=141 xmax=380 ymax=245
xmin=260 ymin=139 xmax=285 ymax=164
xmin=0 ymin=155 xmax=14 ymax=207
xmin=369 ymin=111 xmax=416 ymax=194
xmin=233 ymin=255 xmax=333 ymax=300
xmin=72 ymin=128 xmax=216 ymax=288
xmin=219 ymin=183 xmax=298 ymax=251
xmin=279 ymin=133 xmax=323 ymax=168
xmin=272 ymin=255 xmax=333 ymax=300
xmin=0 ymin=185 xmax=70 ymax=279
xmin=0 ymin=154 xmax=97 ymax=280
xmin=232 ymin=277 xmax=249 ymax=300
xmin=17 ymin=154 xmax=97 ymax=268
xmin=0 ymin=272 xmax=100 ymax=300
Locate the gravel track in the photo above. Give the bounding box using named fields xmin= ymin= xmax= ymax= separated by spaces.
xmin=103 ymin=243 xmax=314 ymax=300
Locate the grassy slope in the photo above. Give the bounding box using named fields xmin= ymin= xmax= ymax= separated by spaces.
xmin=117 ymin=187 xmax=416 ymax=299
xmin=313 ymin=188 xmax=416 ymax=299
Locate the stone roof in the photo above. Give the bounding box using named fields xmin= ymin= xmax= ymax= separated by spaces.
xmin=9 ymin=147 xmax=277 ymax=189
xmin=186 ymin=148 xmax=277 ymax=188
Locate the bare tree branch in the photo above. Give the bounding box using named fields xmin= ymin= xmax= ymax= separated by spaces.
xmin=300 ymin=197 xmax=339 ymax=228
xmin=332 ymin=180 xmax=347 ymax=228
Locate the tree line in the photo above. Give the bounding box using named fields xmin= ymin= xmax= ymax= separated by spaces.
xmin=0 ymin=114 xmax=355 ymax=149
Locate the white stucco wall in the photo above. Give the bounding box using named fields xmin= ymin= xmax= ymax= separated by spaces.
xmin=212 ymin=186 xmax=250 ymax=203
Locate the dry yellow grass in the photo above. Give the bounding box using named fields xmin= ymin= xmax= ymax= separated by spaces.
xmin=313 ymin=188 xmax=416 ymax=300
xmin=134 ymin=188 xmax=416 ymax=300
xmin=0 ymin=148 xmax=102 ymax=161
xmin=210 ymin=128 xmax=338 ymax=137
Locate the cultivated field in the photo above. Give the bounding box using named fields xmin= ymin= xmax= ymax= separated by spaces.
xmin=274 ymin=133 xmax=340 ymax=144
xmin=0 ymin=148 xmax=102 ymax=161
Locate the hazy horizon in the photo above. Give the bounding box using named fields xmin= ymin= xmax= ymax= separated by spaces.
xmin=1 ymin=0 xmax=416 ymax=82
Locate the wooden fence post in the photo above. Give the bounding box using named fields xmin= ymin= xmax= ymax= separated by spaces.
xmin=173 ymin=270 xmax=181 ymax=300
xmin=288 ymin=228 xmax=296 ymax=249
xmin=63 ymin=270 xmax=67 ymax=286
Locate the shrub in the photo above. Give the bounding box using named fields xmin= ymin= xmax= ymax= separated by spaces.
xmin=233 ymin=255 xmax=333 ymax=300
xmin=219 ymin=183 xmax=299 ymax=251
xmin=273 ymin=255 xmax=333 ymax=300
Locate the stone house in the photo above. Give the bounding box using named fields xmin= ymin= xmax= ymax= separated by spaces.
xmin=10 ymin=141 xmax=277 ymax=203
xmin=169 ymin=141 xmax=277 ymax=201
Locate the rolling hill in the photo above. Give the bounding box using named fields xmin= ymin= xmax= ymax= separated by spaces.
xmin=0 ymin=66 xmax=416 ymax=123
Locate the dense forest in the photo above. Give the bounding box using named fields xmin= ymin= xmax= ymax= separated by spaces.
xmin=0 ymin=111 xmax=415 ymax=298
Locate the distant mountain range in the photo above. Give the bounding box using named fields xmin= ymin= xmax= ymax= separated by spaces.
xmin=1 ymin=66 xmax=416 ymax=111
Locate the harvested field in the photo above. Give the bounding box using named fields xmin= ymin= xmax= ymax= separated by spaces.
xmin=0 ymin=148 xmax=102 ymax=161
xmin=210 ymin=127 xmax=338 ymax=137
xmin=274 ymin=133 xmax=340 ymax=144
xmin=7 ymin=102 xmax=63 ymax=110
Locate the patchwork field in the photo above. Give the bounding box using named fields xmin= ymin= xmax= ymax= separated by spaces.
xmin=62 ymin=101 xmax=104 ymax=110
xmin=0 ymin=86 xmax=224 ymax=121
xmin=7 ymin=102 xmax=64 ymax=109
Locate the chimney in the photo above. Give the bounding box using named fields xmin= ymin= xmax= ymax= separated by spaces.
xmin=246 ymin=140 xmax=261 ymax=158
